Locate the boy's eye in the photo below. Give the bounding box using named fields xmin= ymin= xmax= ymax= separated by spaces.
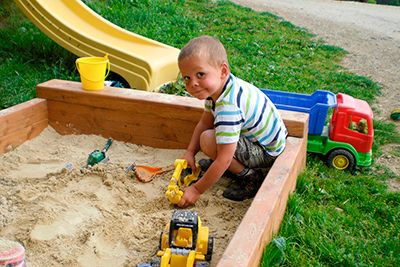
xmin=183 ymin=76 xmax=190 ymax=81
xmin=197 ymin=72 xmax=205 ymax=78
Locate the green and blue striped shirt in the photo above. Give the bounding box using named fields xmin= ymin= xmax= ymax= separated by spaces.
xmin=205 ymin=74 xmax=287 ymax=157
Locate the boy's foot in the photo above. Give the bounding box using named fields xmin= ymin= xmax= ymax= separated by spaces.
xmin=222 ymin=170 xmax=264 ymax=201
xmin=198 ymin=159 xmax=235 ymax=178
xmin=198 ymin=158 xmax=213 ymax=172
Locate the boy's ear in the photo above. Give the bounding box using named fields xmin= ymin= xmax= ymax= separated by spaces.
xmin=220 ymin=62 xmax=229 ymax=79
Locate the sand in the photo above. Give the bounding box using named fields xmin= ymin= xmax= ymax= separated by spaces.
xmin=0 ymin=126 xmax=251 ymax=266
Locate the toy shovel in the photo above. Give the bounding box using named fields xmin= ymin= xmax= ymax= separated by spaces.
xmin=126 ymin=162 xmax=174 ymax=183
xmin=82 ymin=138 xmax=113 ymax=168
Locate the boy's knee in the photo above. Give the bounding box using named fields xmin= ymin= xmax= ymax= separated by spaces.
xmin=200 ymin=130 xmax=216 ymax=156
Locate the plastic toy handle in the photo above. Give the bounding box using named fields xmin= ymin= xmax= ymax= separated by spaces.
xmin=75 ymin=58 xmax=111 ymax=83
xmin=102 ymin=138 xmax=113 ymax=153
xmin=172 ymin=159 xmax=187 ymax=183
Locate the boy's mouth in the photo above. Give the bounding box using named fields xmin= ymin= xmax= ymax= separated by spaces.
xmin=191 ymin=87 xmax=205 ymax=95
xmin=190 ymin=88 xmax=209 ymax=99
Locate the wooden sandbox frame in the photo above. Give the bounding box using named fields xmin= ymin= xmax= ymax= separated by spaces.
xmin=0 ymin=79 xmax=308 ymax=267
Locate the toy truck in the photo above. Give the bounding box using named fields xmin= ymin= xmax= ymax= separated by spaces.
xmin=261 ymin=89 xmax=374 ymax=171
xmin=150 ymin=210 xmax=213 ymax=267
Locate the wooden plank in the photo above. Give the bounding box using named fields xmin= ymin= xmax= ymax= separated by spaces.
xmin=36 ymin=79 xmax=204 ymax=121
xmin=36 ymin=80 xmax=309 ymax=148
xmin=49 ymin=121 xmax=192 ymax=149
xmin=279 ymin=110 xmax=309 ymax=138
xmin=0 ymin=98 xmax=47 ymax=133
xmin=216 ymin=136 xmax=307 ymax=267
xmin=45 ymin=100 xmax=197 ymax=147
xmin=0 ymin=99 xmax=48 ymax=154
xmin=0 ymin=119 xmax=48 ymax=154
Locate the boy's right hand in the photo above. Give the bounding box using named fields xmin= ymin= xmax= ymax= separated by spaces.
xmin=177 ymin=185 xmax=201 ymax=208
xmin=181 ymin=153 xmax=197 ymax=173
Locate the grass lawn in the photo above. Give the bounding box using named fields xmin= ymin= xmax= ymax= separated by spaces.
xmin=1 ymin=0 xmax=399 ymax=266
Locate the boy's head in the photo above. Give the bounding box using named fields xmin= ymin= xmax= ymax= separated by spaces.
xmin=178 ymin=35 xmax=229 ymax=69
xmin=178 ymin=36 xmax=230 ymax=100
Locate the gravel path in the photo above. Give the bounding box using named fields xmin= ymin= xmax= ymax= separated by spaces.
xmin=231 ymin=0 xmax=400 ymax=186
xmin=233 ymin=0 xmax=400 ymax=122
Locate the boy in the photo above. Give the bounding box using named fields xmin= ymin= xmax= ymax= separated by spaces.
xmin=178 ymin=36 xmax=287 ymax=208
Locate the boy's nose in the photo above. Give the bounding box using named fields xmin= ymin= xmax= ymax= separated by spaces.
xmin=190 ymin=79 xmax=199 ymax=88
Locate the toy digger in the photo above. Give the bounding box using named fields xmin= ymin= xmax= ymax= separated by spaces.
xmin=82 ymin=138 xmax=113 ymax=168
xmin=166 ymin=159 xmax=201 ymax=204
xmin=149 ymin=210 xmax=213 ymax=267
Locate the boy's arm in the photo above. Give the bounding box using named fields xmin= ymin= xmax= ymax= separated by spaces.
xmin=178 ymin=142 xmax=237 ymax=208
xmin=194 ymin=142 xmax=236 ymax=193
xmin=182 ymin=111 xmax=214 ymax=169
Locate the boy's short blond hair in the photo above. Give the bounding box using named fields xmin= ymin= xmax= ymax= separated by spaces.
xmin=178 ymin=35 xmax=229 ymax=68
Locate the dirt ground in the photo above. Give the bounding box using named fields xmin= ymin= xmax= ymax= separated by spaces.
xmin=232 ymin=0 xmax=400 ymax=188
xmin=0 ymin=127 xmax=251 ymax=266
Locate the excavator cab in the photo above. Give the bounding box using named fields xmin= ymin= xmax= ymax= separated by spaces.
xmin=151 ymin=210 xmax=213 ymax=267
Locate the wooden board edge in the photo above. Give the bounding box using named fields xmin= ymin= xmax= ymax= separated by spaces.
xmin=216 ymin=136 xmax=307 ymax=267
xmin=0 ymin=120 xmax=48 ymax=155
xmin=0 ymin=99 xmax=48 ymax=155
xmin=0 ymin=98 xmax=47 ymax=124
xmin=37 ymin=80 xmax=309 ymax=140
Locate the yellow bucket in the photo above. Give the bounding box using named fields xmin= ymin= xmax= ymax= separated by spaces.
xmin=76 ymin=54 xmax=110 ymax=90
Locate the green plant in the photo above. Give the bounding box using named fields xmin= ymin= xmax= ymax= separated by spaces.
xmin=261 ymin=237 xmax=287 ymax=266
xmin=158 ymin=73 xmax=191 ymax=97
xmin=390 ymin=0 xmax=400 ymax=5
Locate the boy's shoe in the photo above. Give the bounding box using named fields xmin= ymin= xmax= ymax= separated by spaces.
xmin=198 ymin=158 xmax=214 ymax=172
xmin=222 ymin=170 xmax=264 ymax=201
xmin=198 ymin=159 xmax=235 ymax=178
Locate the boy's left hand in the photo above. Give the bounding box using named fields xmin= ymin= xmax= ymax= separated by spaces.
xmin=177 ymin=186 xmax=201 ymax=208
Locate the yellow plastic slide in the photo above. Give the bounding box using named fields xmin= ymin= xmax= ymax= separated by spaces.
xmin=13 ymin=0 xmax=180 ymax=91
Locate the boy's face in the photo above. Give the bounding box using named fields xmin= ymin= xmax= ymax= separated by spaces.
xmin=178 ymin=56 xmax=229 ymax=101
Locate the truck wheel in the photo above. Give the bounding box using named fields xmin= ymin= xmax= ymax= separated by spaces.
xmin=150 ymin=257 xmax=161 ymax=267
xmin=327 ymin=149 xmax=355 ymax=171
xmin=196 ymin=261 xmax=210 ymax=267
xmin=158 ymin=231 xmax=163 ymax=250
xmin=205 ymin=236 xmax=213 ymax=261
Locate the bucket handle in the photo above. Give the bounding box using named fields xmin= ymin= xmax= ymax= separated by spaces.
xmin=76 ymin=60 xmax=111 ymax=83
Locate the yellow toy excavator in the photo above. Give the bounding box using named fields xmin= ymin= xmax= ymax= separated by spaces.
xmin=166 ymin=159 xmax=201 ymax=205
xmin=149 ymin=210 xmax=213 ymax=267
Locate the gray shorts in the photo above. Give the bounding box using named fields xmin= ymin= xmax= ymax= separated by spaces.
xmin=234 ymin=135 xmax=276 ymax=169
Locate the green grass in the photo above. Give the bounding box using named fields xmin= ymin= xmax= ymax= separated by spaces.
xmin=262 ymin=157 xmax=400 ymax=266
xmin=0 ymin=0 xmax=79 ymax=109
xmin=1 ymin=0 xmax=400 ymax=266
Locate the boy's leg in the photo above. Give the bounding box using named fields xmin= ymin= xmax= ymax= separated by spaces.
xmin=199 ymin=131 xmax=274 ymax=172
xmin=223 ymin=136 xmax=276 ymax=201
xmin=199 ymin=129 xmax=246 ymax=173
xmin=199 ymin=131 xmax=276 ymax=200
xmin=234 ymin=135 xmax=275 ymax=169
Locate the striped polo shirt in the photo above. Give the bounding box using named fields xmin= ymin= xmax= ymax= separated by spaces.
xmin=205 ymin=74 xmax=287 ymax=157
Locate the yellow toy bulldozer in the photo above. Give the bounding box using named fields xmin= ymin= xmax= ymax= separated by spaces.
xmin=150 ymin=210 xmax=213 ymax=267
xmin=166 ymin=159 xmax=201 ymax=205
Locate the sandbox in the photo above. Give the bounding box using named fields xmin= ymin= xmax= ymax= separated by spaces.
xmin=0 ymin=80 xmax=308 ymax=266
